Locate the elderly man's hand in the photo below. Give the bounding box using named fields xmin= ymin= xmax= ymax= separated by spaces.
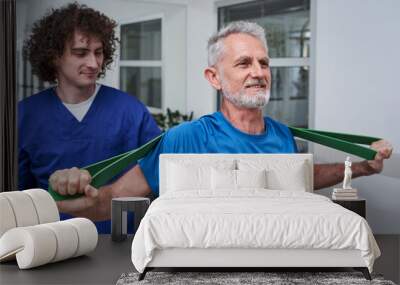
xmin=49 ymin=168 xmax=99 ymax=215
xmin=363 ymin=139 xmax=393 ymax=175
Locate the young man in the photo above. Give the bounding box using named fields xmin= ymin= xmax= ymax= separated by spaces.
xmin=18 ymin=3 xmax=161 ymax=233
xmin=49 ymin=21 xmax=392 ymax=221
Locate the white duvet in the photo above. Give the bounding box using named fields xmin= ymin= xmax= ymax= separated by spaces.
xmin=131 ymin=190 xmax=380 ymax=273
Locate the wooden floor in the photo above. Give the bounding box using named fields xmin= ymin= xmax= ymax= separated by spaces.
xmin=374 ymin=235 xmax=400 ymax=284
xmin=0 ymin=235 xmax=398 ymax=284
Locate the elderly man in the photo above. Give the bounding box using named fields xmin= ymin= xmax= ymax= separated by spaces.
xmin=50 ymin=21 xmax=392 ymax=221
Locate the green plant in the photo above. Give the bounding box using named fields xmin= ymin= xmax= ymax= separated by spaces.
xmin=152 ymin=108 xmax=194 ymax=131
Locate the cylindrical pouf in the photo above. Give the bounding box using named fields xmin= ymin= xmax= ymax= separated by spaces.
xmin=0 ymin=192 xmax=39 ymax=227
xmin=42 ymin=221 xmax=79 ymax=262
xmin=111 ymin=197 xmax=150 ymax=242
xmin=65 ymin=218 xmax=98 ymax=257
xmin=24 ymin=189 xmax=59 ymax=224
xmin=0 ymin=218 xmax=97 ymax=269
xmin=0 ymin=226 xmax=57 ymax=269
xmin=0 ymin=196 xmax=17 ymax=238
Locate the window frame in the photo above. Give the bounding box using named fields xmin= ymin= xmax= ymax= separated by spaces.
xmin=215 ymin=0 xmax=315 ymax=130
xmin=117 ymin=14 xmax=164 ymax=114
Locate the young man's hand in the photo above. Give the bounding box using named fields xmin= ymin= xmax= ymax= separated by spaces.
xmin=49 ymin=168 xmax=101 ymax=216
xmin=48 ymin=165 xmax=152 ymax=220
xmin=50 ymin=167 xmax=93 ymax=196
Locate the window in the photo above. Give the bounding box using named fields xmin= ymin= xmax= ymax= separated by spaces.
xmin=119 ymin=18 xmax=162 ymax=110
xmin=218 ymin=0 xmax=311 ymax=128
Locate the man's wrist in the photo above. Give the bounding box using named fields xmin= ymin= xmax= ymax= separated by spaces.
xmin=97 ymin=185 xmax=113 ymax=220
xmin=353 ymin=161 xmax=375 ymax=177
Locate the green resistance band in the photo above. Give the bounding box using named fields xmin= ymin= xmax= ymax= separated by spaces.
xmin=48 ymin=134 xmax=163 ymax=201
xmin=289 ymin=127 xmax=380 ymax=161
xmin=48 ymin=128 xmax=381 ymax=201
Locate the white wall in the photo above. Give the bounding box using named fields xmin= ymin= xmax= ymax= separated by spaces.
xmin=186 ymin=0 xmax=218 ymax=117
xmin=313 ymin=0 xmax=400 ymax=233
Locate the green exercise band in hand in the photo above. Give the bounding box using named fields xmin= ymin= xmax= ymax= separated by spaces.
xmin=288 ymin=127 xmax=380 ymax=161
xmin=48 ymin=134 xmax=163 ymax=201
xmin=48 ymin=128 xmax=381 ymax=201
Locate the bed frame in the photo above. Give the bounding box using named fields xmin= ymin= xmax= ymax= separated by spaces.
xmin=140 ymin=248 xmax=370 ymax=280
xmin=138 ymin=154 xmax=372 ymax=281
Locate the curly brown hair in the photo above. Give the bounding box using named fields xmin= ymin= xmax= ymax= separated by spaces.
xmin=23 ymin=2 xmax=118 ymax=83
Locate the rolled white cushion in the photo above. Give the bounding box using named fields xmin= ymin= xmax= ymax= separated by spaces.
xmin=42 ymin=221 xmax=79 ymax=262
xmin=0 ymin=226 xmax=57 ymax=269
xmin=65 ymin=218 xmax=98 ymax=257
xmin=0 ymin=196 xmax=17 ymax=238
xmin=24 ymin=189 xmax=59 ymax=224
xmin=0 ymin=218 xmax=97 ymax=269
xmin=1 ymin=192 xmax=39 ymax=227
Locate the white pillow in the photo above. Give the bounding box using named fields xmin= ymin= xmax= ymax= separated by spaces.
xmin=211 ymin=168 xmax=236 ymax=190
xmin=266 ymin=162 xmax=307 ymax=191
xmin=166 ymin=159 xmax=236 ymax=191
xmin=238 ymin=159 xmax=309 ymax=191
xmin=167 ymin=162 xmax=211 ymax=191
xmin=211 ymin=169 xmax=267 ymax=190
xmin=236 ymin=169 xmax=267 ymax=189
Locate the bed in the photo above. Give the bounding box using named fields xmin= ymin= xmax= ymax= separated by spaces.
xmin=131 ymin=154 xmax=380 ymax=280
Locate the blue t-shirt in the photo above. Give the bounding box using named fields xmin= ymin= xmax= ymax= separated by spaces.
xmin=18 ymin=85 xmax=161 ymax=233
xmin=139 ymin=111 xmax=297 ymax=196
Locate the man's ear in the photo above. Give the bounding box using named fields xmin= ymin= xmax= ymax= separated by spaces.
xmin=204 ymin=66 xmax=222 ymax=90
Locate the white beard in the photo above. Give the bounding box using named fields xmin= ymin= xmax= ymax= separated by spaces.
xmin=222 ymin=85 xmax=270 ymax=109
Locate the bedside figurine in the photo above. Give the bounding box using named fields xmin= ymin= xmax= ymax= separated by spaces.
xmin=342 ymin=156 xmax=352 ymax=189
xmin=332 ymin=157 xmax=358 ymax=200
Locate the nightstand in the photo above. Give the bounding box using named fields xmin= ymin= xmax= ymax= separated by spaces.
xmin=332 ymin=198 xmax=366 ymax=218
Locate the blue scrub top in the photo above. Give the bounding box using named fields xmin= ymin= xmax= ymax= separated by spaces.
xmin=18 ymin=85 xmax=161 ymax=233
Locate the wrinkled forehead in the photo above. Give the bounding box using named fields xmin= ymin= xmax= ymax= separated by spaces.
xmin=219 ymin=33 xmax=268 ymax=62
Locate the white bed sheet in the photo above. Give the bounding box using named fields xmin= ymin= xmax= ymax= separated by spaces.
xmin=131 ymin=190 xmax=380 ymax=273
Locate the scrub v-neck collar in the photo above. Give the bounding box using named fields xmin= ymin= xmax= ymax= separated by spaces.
xmin=52 ymin=84 xmax=103 ymax=125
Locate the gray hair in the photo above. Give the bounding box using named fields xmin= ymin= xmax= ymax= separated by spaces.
xmin=207 ymin=21 xmax=268 ymax=66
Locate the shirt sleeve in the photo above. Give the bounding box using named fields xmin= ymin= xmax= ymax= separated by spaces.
xmin=119 ymin=100 xmax=161 ymax=176
xmin=138 ymin=108 xmax=162 ymax=146
xmin=138 ymin=122 xmax=203 ymax=196
xmin=138 ymin=136 xmax=165 ymax=196
xmin=138 ymin=128 xmax=180 ymax=196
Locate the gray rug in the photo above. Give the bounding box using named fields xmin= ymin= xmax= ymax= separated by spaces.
xmin=116 ymin=271 xmax=396 ymax=285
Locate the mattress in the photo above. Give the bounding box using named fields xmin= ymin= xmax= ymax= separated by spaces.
xmin=131 ymin=190 xmax=380 ymax=273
